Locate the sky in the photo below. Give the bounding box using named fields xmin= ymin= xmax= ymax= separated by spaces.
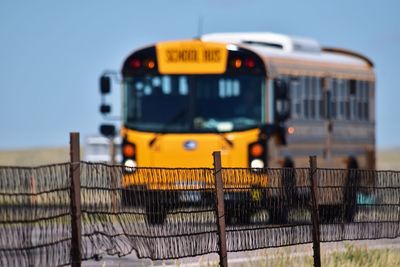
xmin=0 ymin=0 xmax=399 ymax=149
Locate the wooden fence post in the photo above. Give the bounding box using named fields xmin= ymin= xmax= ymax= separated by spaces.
xmin=70 ymin=132 xmax=82 ymax=267
xmin=213 ymin=151 xmax=228 ymax=267
xmin=309 ymin=156 xmax=321 ymax=267
xmin=110 ymin=136 xmax=118 ymax=213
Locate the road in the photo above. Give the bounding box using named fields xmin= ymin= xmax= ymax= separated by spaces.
xmin=82 ymin=237 xmax=400 ymax=266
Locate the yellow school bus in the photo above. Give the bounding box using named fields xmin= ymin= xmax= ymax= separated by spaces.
xmin=99 ymin=32 xmax=375 ymax=224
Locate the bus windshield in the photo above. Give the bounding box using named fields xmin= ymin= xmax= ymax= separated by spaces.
xmin=124 ymin=75 xmax=264 ymax=133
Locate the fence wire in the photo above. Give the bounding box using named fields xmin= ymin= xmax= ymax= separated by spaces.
xmin=0 ymin=164 xmax=71 ymax=267
xmin=317 ymin=169 xmax=400 ymax=242
xmin=220 ymin=168 xmax=313 ymax=252
xmin=0 ymin=162 xmax=399 ymax=265
xmin=80 ymin=163 xmax=217 ymax=260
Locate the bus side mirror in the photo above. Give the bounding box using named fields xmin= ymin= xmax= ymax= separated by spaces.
xmin=100 ymin=124 xmax=116 ymax=137
xmin=100 ymin=104 xmax=111 ymax=114
xmin=100 ymin=76 xmax=111 ymax=94
xmin=274 ymin=79 xmax=288 ymax=99
xmin=273 ymin=79 xmax=290 ymax=122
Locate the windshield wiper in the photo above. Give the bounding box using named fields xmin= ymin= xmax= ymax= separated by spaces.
xmin=148 ymin=107 xmax=188 ymax=147
xmin=148 ymin=107 xmax=235 ymax=148
xmin=209 ymin=129 xmax=234 ymax=148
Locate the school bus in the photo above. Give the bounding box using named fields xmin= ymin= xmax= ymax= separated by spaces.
xmin=99 ymin=32 xmax=375 ymax=224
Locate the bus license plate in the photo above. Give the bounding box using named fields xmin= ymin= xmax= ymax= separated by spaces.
xmin=180 ymin=191 xmax=201 ymax=202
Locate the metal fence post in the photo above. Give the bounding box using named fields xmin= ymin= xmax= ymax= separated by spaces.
xmin=213 ymin=151 xmax=228 ymax=267
xmin=309 ymin=156 xmax=321 ymax=267
xmin=70 ymin=133 xmax=82 ymax=267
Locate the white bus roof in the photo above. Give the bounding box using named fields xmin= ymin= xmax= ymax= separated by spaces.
xmin=201 ymin=32 xmax=374 ymax=80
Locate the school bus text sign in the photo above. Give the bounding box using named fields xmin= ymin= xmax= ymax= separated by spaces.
xmin=156 ymin=41 xmax=228 ymax=74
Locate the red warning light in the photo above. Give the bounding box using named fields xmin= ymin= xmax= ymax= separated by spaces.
xmin=245 ymin=58 xmax=255 ymax=68
xmin=130 ymin=59 xmax=141 ymax=68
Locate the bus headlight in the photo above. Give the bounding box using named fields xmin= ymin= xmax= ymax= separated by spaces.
xmin=124 ymin=159 xmax=137 ymax=172
xmin=251 ymin=159 xmax=264 ymax=169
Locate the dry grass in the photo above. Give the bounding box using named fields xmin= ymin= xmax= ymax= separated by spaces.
xmin=251 ymin=245 xmax=400 ymax=267
xmin=1 ymin=147 xmax=399 ymax=169
xmin=170 ymin=245 xmax=400 ymax=267
xmin=0 ymin=146 xmax=76 ymax=166
xmin=377 ymin=148 xmax=400 ymax=170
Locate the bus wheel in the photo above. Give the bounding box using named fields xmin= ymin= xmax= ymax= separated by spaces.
xmin=236 ymin=207 xmax=253 ymax=225
xmin=144 ymin=191 xmax=168 ymax=225
xmin=269 ymin=157 xmax=294 ymax=224
xmin=121 ymin=188 xmax=133 ymax=207
xmin=269 ymin=204 xmax=288 ymax=224
xmin=282 ymin=157 xmax=297 ymax=207
xmin=319 ymin=205 xmax=342 ymax=223
xmin=224 ymin=205 xmax=253 ymax=225
xmin=344 ymin=157 xmax=359 ymax=223
xmin=145 ymin=205 xmax=167 ymax=225
xmin=121 ymin=186 xmax=144 ymax=207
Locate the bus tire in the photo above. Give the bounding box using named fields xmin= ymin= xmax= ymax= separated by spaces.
xmin=145 ymin=204 xmax=167 ymax=225
xmin=144 ymin=191 xmax=168 ymax=225
xmin=121 ymin=186 xmax=145 ymax=207
xmin=344 ymin=157 xmax=359 ymax=223
xmin=268 ymin=157 xmax=293 ymax=224
xmin=282 ymin=157 xmax=296 ymax=207
xmin=269 ymin=204 xmax=288 ymax=224
xmin=236 ymin=207 xmax=253 ymax=225
xmin=319 ymin=204 xmax=342 ymax=223
xmin=224 ymin=203 xmax=253 ymax=225
xmin=145 ymin=210 xmax=167 ymax=225
xmin=121 ymin=188 xmax=133 ymax=207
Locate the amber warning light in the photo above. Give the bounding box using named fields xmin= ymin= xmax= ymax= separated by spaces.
xmin=250 ymin=143 xmax=264 ymax=157
xmin=123 ymin=144 xmax=135 ymax=157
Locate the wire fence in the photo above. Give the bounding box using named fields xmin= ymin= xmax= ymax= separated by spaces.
xmin=0 ymin=160 xmax=399 ymax=266
xmin=0 ymin=164 xmax=71 ymax=267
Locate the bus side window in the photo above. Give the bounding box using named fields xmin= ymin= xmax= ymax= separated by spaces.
xmin=313 ymin=77 xmax=321 ymax=120
xmin=343 ymin=79 xmax=350 ymax=120
xmin=299 ymin=76 xmax=306 ymax=119
xmin=331 ymin=78 xmax=337 ymax=119
xmin=290 ymin=77 xmax=301 ymax=119
xmin=356 ymin=80 xmax=363 ymax=121
xmin=319 ymin=78 xmax=325 ymax=119
xmin=369 ymin=81 xmax=375 ymax=122
xmin=362 ymin=81 xmax=369 ymax=121
xmin=336 ymin=79 xmax=346 ymax=120
xmin=303 ymin=77 xmax=310 ymax=119
xmin=349 ymin=79 xmax=357 ymax=120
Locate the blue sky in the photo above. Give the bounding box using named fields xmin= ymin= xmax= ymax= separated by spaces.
xmin=0 ymin=0 xmax=399 ymax=149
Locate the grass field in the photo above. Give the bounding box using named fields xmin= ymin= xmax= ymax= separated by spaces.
xmin=246 ymin=245 xmax=400 ymax=267
xmin=0 ymin=147 xmax=72 ymax=166
xmin=376 ymin=148 xmax=400 ymax=170
xmin=166 ymin=244 xmax=400 ymax=267
xmin=242 ymin=246 xmax=400 ymax=267
xmin=0 ymin=147 xmax=399 ymax=169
